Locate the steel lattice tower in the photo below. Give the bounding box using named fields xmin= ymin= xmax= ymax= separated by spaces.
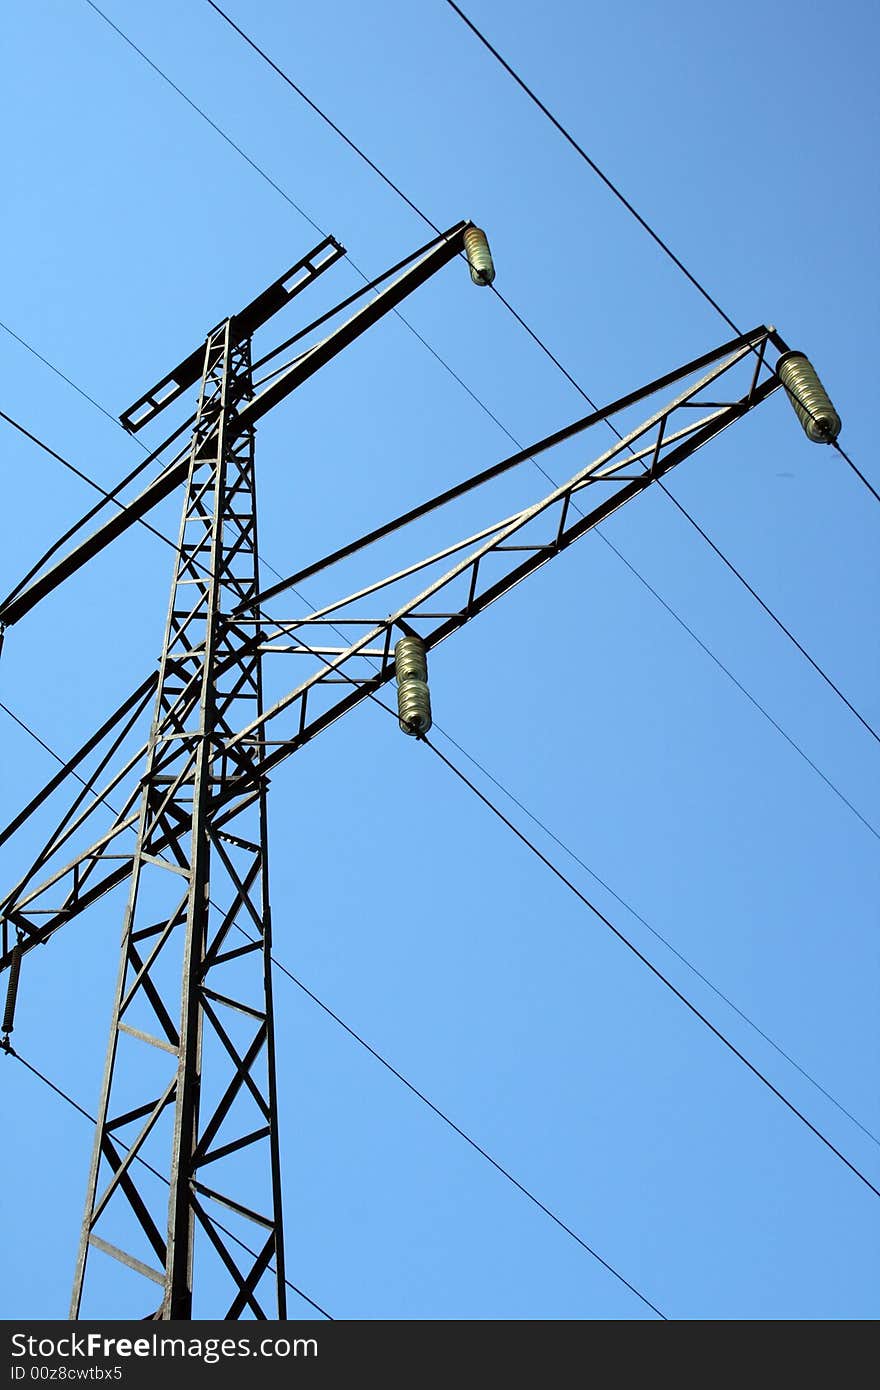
xmin=70 ymin=323 xmax=286 ymax=1318
xmin=0 ymin=217 xmax=820 ymax=1319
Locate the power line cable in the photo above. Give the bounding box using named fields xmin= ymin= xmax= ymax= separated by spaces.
xmin=5 ymin=402 xmax=877 ymax=1142
xmin=3 ymin=626 xmax=877 ymax=1153
xmin=81 ymin=0 xmax=324 ymax=236
xmin=655 ymin=483 xmax=878 ymax=744
xmin=8 ymin=0 xmax=878 ymax=1106
xmin=0 ymin=699 xmax=664 ymax=1317
xmin=593 ymin=525 xmax=879 ymax=841
xmin=301 ymin=625 xmax=878 ymax=1149
xmin=2 ymin=647 xmax=875 ymax=1312
xmin=7 ymin=326 xmax=873 ymax=848
xmin=419 ymin=735 xmax=880 ymax=1204
xmin=430 ymin=722 xmax=880 ymax=1149
xmin=508 ymin=442 xmax=879 ymax=839
xmin=0 ymin=401 xmax=286 ymax=609
xmin=204 ymin=0 xmax=878 ymax=518
xmin=834 ymin=444 xmax=880 ymax=505
xmin=442 ymin=0 xmax=880 ymax=507
xmin=0 ymin=319 xmax=123 ymax=428
xmin=480 ymin=307 xmax=879 ymax=746
xmin=204 ymin=0 xmax=442 ymax=234
xmin=0 ymin=408 xmax=184 ymax=561
xmin=73 ymin=0 xmax=878 ymax=775
xmin=76 ymin=0 xmax=494 ymax=447
xmin=239 ymin=928 xmax=666 ymax=1318
xmin=193 ymin=2 xmax=879 ymax=758
xmin=444 ymin=0 xmax=740 ymax=331
xmin=7 ymin=391 xmax=875 ymax=843
xmin=247 ymin=631 xmax=880 ymax=1198
xmin=8 ymin=8 xmax=878 ymax=1289
xmin=2 ymin=1044 xmax=333 ymax=1319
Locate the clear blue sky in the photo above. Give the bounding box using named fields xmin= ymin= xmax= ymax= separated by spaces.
xmin=1 ymin=0 xmax=877 ymax=1320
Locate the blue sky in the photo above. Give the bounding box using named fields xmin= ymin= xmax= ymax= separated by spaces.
xmin=1 ymin=0 xmax=877 ymax=1320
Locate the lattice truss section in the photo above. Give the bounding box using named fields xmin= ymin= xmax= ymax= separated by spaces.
xmin=0 ymin=319 xmax=783 ymax=1318
xmin=0 ymin=327 xmax=781 ymax=963
xmin=6 ymin=323 xmax=286 ymax=1318
xmin=231 ymin=327 xmax=781 ymax=768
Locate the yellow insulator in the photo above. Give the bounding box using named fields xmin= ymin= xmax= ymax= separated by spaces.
xmin=776 ymin=352 xmax=841 ymax=444
xmin=394 ymin=635 xmax=432 ymax=736
xmin=464 ymin=226 xmax=495 ymax=286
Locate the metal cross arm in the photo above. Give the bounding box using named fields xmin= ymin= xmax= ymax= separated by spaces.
xmin=0 ymin=236 xmax=350 ymax=629
xmin=118 ymin=237 xmax=347 ymax=435
xmin=0 ymin=324 xmax=783 ymax=980
xmin=233 ymin=221 xmax=473 ymax=428
xmin=245 ymin=322 xmax=784 ymax=612
xmin=217 ymin=331 xmax=783 ymax=775
xmin=0 ymin=222 xmax=476 ymax=632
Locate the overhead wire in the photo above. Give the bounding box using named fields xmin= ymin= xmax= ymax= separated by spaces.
xmin=0 ymin=408 xmax=186 ymax=563
xmin=655 ymin=485 xmax=879 ymax=744
xmin=239 ymin=927 xmax=667 ymax=1318
xmin=10 ymin=649 xmax=875 ymax=1293
xmin=5 ymin=462 xmax=877 ymax=1205
xmin=205 ymin=0 xmax=874 ymax=506
xmin=193 ymin=2 xmax=880 ymax=760
xmin=23 ymin=13 xmax=856 ymax=811
xmin=2 ymin=0 xmax=872 ymax=1319
xmin=76 ymin=0 xmax=491 ymax=439
xmin=236 ymin=628 xmax=880 ymax=1200
xmin=507 ymin=439 xmax=880 ymax=840
xmin=0 ymin=700 xmax=665 ymax=1319
xmin=0 ymin=319 xmax=124 ymax=428
xmin=3 ymin=601 xmax=877 ymax=1151
xmin=3 ymin=344 xmax=878 ymax=1197
xmin=3 ymin=0 xmax=877 ymax=1288
xmin=473 ymin=308 xmax=880 ymax=747
xmin=43 ymin=0 xmax=876 ymax=827
xmin=3 ymin=395 xmax=876 ymax=841
xmin=442 ymin=0 xmax=880 ymax=508
xmin=0 ymin=385 xmax=294 ymax=607
xmin=41 ymin=10 xmax=867 ymax=793
xmin=7 ymin=665 xmax=879 ymax=1300
xmin=446 ymin=0 xmax=741 ymax=331
xmin=2 ymin=583 xmax=876 ymax=1304
xmin=432 ymin=722 xmax=880 ymax=1150
xmin=81 ymin=0 xmax=323 ymax=236
xmin=420 ymin=735 xmax=880 ymax=1204
xmin=1 ymin=1044 xmax=334 ymax=1320
xmin=7 ymin=340 xmax=876 ymax=769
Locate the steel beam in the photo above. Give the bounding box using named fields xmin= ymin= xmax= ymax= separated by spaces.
xmin=248 ymin=324 xmax=775 ymax=607
xmin=235 ymin=222 xmax=470 ymax=429
xmin=120 ymin=237 xmax=345 ymax=433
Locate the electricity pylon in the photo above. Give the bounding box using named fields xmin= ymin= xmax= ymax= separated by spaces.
xmin=0 ymin=216 xmax=824 ymax=1318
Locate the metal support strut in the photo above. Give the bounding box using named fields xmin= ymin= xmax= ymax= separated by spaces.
xmin=69 ymin=323 xmax=286 ymax=1320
